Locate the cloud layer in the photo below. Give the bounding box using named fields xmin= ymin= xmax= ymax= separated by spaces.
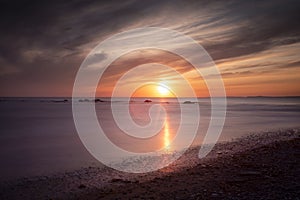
xmin=0 ymin=0 xmax=299 ymax=96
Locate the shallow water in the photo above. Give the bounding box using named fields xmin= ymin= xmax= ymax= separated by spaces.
xmin=0 ymin=97 xmax=299 ymax=180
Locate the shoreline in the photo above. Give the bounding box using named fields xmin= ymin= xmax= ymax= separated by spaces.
xmin=0 ymin=128 xmax=299 ymax=199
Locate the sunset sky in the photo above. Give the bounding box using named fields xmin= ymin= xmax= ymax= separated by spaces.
xmin=0 ymin=0 xmax=299 ymax=97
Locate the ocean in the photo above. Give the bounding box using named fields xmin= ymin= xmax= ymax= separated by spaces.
xmin=0 ymin=97 xmax=299 ymax=180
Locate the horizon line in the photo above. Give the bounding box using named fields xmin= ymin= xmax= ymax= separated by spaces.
xmin=1 ymin=95 xmax=300 ymax=98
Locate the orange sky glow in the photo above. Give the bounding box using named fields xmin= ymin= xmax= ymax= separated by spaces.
xmin=94 ymin=48 xmax=300 ymax=98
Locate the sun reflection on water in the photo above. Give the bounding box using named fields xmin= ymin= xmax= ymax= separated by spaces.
xmin=164 ymin=117 xmax=171 ymax=152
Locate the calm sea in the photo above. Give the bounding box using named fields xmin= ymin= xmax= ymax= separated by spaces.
xmin=0 ymin=97 xmax=299 ymax=180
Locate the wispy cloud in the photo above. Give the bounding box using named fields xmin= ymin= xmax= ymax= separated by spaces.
xmin=0 ymin=0 xmax=299 ymax=96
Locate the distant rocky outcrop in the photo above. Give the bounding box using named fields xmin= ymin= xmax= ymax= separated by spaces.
xmin=94 ymin=98 xmax=105 ymax=103
xmin=78 ymin=98 xmax=107 ymax=103
xmin=183 ymin=101 xmax=194 ymax=104
xmin=78 ymin=99 xmax=90 ymax=102
xmin=52 ymin=99 xmax=68 ymax=103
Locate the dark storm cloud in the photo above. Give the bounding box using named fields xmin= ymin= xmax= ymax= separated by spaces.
xmin=0 ymin=0 xmax=299 ymax=96
xmin=1 ymin=0 xmax=298 ymax=64
xmin=84 ymin=53 xmax=108 ymax=67
xmin=0 ymin=0 xmax=135 ymax=63
xmin=203 ymin=0 xmax=300 ymax=61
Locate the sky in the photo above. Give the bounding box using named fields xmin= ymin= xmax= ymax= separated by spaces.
xmin=0 ymin=0 xmax=300 ymax=97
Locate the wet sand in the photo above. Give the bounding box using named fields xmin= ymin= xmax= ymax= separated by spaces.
xmin=0 ymin=128 xmax=299 ymax=199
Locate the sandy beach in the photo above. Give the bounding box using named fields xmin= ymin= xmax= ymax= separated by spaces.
xmin=0 ymin=128 xmax=299 ymax=200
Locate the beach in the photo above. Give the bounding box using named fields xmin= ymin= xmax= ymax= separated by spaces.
xmin=0 ymin=128 xmax=299 ymax=199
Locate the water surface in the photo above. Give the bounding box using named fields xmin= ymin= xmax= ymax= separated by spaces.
xmin=0 ymin=97 xmax=299 ymax=180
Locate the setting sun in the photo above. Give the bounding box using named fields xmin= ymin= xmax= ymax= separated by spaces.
xmin=157 ymin=85 xmax=171 ymax=96
xmin=132 ymin=83 xmax=175 ymax=97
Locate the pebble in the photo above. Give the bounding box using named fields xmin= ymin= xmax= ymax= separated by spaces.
xmin=78 ymin=184 xmax=86 ymax=189
xmin=211 ymin=192 xmax=218 ymax=197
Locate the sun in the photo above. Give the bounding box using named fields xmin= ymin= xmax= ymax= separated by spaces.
xmin=131 ymin=83 xmax=174 ymax=97
xmin=157 ymin=85 xmax=171 ymax=96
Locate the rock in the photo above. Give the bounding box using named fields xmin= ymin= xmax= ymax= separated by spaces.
xmin=239 ymin=170 xmax=261 ymax=176
xmin=183 ymin=101 xmax=194 ymax=104
xmin=52 ymin=99 xmax=68 ymax=103
xmin=79 ymin=99 xmax=90 ymax=102
xmin=78 ymin=184 xmax=86 ymax=189
xmin=94 ymin=98 xmax=105 ymax=102
xmin=211 ymin=192 xmax=218 ymax=197
xmin=111 ymin=178 xmax=122 ymax=183
xmin=111 ymin=178 xmax=132 ymax=183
